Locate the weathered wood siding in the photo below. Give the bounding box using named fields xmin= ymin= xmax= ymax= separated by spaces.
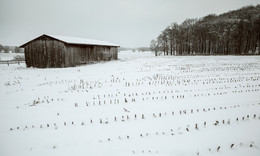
xmin=64 ymin=45 xmax=118 ymax=67
xmin=93 ymin=46 xmax=118 ymax=61
xmin=23 ymin=35 xmax=118 ymax=68
xmin=24 ymin=36 xmax=65 ymax=68
xmin=65 ymin=45 xmax=95 ymax=67
xmin=111 ymin=47 xmax=118 ymax=60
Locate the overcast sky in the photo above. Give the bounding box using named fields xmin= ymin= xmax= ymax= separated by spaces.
xmin=0 ymin=0 xmax=259 ymax=48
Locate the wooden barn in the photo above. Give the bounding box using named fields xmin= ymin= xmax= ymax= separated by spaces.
xmin=20 ymin=34 xmax=119 ymax=68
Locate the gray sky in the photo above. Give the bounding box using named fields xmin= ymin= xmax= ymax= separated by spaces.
xmin=0 ymin=0 xmax=259 ymax=48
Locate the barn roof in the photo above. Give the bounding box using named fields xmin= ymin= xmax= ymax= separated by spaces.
xmin=20 ymin=34 xmax=120 ymax=47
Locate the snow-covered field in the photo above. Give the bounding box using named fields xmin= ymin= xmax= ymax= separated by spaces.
xmin=0 ymin=53 xmax=24 ymax=61
xmin=0 ymin=51 xmax=260 ymax=156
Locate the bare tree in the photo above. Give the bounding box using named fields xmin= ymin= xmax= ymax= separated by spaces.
xmin=150 ymin=39 xmax=159 ymax=56
xmin=14 ymin=46 xmax=20 ymax=53
xmin=151 ymin=5 xmax=260 ymax=55
xmin=0 ymin=44 xmax=3 ymax=52
xmin=4 ymin=46 xmax=10 ymax=53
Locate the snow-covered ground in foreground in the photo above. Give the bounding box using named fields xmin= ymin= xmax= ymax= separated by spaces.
xmin=0 ymin=51 xmax=260 ymax=156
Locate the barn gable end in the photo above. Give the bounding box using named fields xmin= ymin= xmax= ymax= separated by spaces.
xmin=23 ymin=35 xmax=66 ymax=68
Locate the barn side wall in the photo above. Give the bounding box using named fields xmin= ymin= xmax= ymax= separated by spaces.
xmin=110 ymin=47 xmax=118 ymax=60
xmin=24 ymin=37 xmax=66 ymax=68
xmin=64 ymin=45 xmax=94 ymax=67
xmin=64 ymin=45 xmax=118 ymax=67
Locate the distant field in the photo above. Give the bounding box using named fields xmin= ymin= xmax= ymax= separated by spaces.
xmin=0 ymin=53 xmax=24 ymax=61
xmin=0 ymin=51 xmax=260 ymax=156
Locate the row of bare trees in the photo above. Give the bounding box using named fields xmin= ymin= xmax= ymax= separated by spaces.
xmin=150 ymin=5 xmax=260 ymax=56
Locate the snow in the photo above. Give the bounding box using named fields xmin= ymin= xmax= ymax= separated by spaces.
xmin=21 ymin=34 xmax=119 ymax=47
xmin=0 ymin=51 xmax=260 ymax=156
xmin=0 ymin=53 xmax=24 ymax=61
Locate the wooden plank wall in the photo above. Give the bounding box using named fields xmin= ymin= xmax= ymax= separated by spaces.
xmin=65 ymin=45 xmax=118 ymax=67
xmin=65 ymin=45 xmax=95 ymax=66
xmin=93 ymin=46 xmax=118 ymax=61
xmin=24 ymin=37 xmax=65 ymax=68
xmin=111 ymin=47 xmax=118 ymax=60
xmin=24 ymin=35 xmax=118 ymax=68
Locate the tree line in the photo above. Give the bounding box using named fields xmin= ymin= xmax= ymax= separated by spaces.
xmin=0 ymin=44 xmax=23 ymax=53
xmin=150 ymin=5 xmax=260 ymax=56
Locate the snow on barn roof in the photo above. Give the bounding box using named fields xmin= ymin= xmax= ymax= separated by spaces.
xmin=48 ymin=34 xmax=120 ymax=47
xmin=20 ymin=34 xmax=119 ymax=47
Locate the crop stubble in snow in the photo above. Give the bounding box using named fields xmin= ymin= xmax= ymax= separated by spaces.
xmin=0 ymin=51 xmax=260 ymax=156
